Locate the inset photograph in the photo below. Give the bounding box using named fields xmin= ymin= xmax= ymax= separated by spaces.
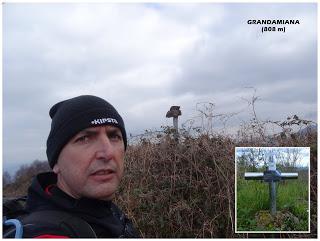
xmin=235 ymin=147 xmax=310 ymax=233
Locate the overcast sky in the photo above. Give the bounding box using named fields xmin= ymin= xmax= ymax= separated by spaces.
xmin=3 ymin=3 xmax=317 ymax=174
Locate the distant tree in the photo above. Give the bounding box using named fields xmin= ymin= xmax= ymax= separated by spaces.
xmin=276 ymin=148 xmax=302 ymax=171
xmin=14 ymin=160 xmax=50 ymax=183
xmin=3 ymin=171 xmax=12 ymax=186
xmin=4 ymin=160 xmax=50 ymax=197
xmin=244 ymin=148 xmax=265 ymax=171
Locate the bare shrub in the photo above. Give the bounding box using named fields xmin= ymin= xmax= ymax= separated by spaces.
xmin=116 ymin=133 xmax=235 ymax=238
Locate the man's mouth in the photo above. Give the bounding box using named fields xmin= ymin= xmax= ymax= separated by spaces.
xmin=92 ymin=169 xmax=115 ymax=175
xmin=90 ymin=169 xmax=116 ymax=181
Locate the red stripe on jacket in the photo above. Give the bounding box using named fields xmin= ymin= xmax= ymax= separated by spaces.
xmin=34 ymin=234 xmax=69 ymax=238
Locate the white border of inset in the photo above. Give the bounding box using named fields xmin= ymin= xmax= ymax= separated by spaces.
xmin=235 ymin=146 xmax=311 ymax=233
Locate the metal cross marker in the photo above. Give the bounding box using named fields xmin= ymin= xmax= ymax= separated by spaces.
xmin=244 ymin=155 xmax=298 ymax=215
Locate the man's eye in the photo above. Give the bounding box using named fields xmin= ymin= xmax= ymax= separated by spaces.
xmin=109 ymin=133 xmax=122 ymax=141
xmin=75 ymin=135 xmax=90 ymax=143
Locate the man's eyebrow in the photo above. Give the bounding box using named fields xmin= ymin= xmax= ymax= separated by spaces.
xmin=106 ymin=126 xmax=120 ymax=131
xmin=76 ymin=129 xmax=98 ymax=136
xmin=107 ymin=128 xmax=122 ymax=134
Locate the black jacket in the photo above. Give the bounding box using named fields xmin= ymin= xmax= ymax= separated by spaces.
xmin=20 ymin=172 xmax=139 ymax=238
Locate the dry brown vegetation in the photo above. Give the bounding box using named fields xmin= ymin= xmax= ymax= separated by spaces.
xmin=117 ymin=134 xmax=235 ymax=237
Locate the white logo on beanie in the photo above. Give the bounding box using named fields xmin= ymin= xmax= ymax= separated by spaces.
xmin=91 ymin=118 xmax=118 ymax=125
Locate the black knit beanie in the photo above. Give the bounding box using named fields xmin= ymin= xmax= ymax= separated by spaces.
xmin=46 ymin=95 xmax=127 ymax=169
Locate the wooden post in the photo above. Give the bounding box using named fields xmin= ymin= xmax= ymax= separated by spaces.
xmin=166 ymin=106 xmax=182 ymax=141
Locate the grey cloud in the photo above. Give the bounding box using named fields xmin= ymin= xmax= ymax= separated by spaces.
xmin=173 ymin=33 xmax=316 ymax=96
xmin=3 ymin=3 xmax=317 ymax=174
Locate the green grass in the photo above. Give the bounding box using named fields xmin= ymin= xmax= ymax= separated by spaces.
xmin=237 ymin=179 xmax=309 ymax=231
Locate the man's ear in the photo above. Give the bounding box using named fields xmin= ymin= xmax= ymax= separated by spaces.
xmin=53 ymin=163 xmax=60 ymax=174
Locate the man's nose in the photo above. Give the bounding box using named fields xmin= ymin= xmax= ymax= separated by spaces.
xmin=95 ymin=135 xmax=114 ymax=160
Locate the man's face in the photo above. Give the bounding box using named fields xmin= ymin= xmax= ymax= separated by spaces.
xmin=53 ymin=125 xmax=125 ymax=200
